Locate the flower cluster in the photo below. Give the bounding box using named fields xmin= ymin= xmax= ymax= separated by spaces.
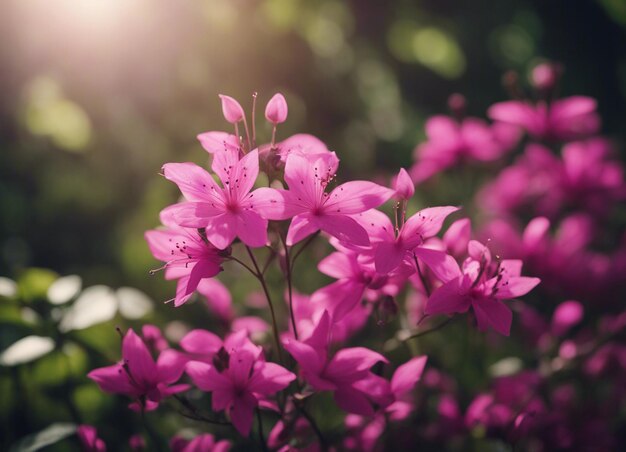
xmin=84 ymin=64 xmax=626 ymax=450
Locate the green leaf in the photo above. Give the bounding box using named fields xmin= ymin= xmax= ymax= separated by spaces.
xmin=9 ymin=423 xmax=77 ymax=452
xmin=17 ymin=269 xmax=58 ymax=303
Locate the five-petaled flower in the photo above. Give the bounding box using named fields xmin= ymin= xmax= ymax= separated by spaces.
xmin=88 ymin=329 xmax=188 ymax=411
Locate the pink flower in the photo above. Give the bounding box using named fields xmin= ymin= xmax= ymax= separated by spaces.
xmin=77 ymin=425 xmax=106 ymax=452
xmin=283 ymin=311 xmax=389 ymax=416
xmin=271 ymin=152 xmax=393 ymax=246
xmin=312 ymin=249 xmax=409 ymax=321
xmin=219 ymin=94 xmax=245 ymax=124
xmin=342 ymin=356 xmax=427 ymax=451
xmin=170 ymin=433 xmax=230 ymax=452
xmin=186 ymin=342 xmax=295 ymax=436
xmin=162 ymin=149 xmax=285 ymax=249
xmin=145 ymin=211 xmax=224 ymax=307
xmin=551 ymin=300 xmax=584 ymax=337
xmin=373 ymin=206 xmax=459 ymax=274
xmin=88 ymin=329 xmax=189 ymax=411
xmin=129 ymin=435 xmax=145 ymax=452
xmin=197 ymin=278 xmax=234 ymax=321
xmin=410 ymin=115 xmax=518 ymax=183
xmin=265 ymin=93 xmax=288 ymax=124
xmin=420 ymin=241 xmax=540 ymax=336
xmin=488 ymin=96 xmax=600 ymax=141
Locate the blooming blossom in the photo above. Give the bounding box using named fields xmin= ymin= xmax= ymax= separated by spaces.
xmin=283 ymin=311 xmax=389 ymax=416
xmin=162 ymin=149 xmax=284 ymax=249
xmin=420 ymin=241 xmax=540 ymax=335
xmin=269 ymin=152 xmax=394 ymax=246
xmin=145 ymin=210 xmax=224 ymax=306
xmin=370 ymin=206 xmax=459 ymax=274
xmin=185 ymin=338 xmax=295 ymax=435
xmin=88 ymin=329 xmax=188 ymax=411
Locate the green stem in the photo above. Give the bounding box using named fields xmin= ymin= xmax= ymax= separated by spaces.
xmin=403 ymin=316 xmax=455 ymax=342
xmin=256 ymin=409 xmax=269 ymax=452
xmin=245 ymin=246 xmax=285 ymax=364
xmin=280 ymin=233 xmax=298 ymax=340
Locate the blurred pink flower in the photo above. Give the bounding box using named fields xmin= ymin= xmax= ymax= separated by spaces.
xmin=170 ymin=433 xmax=230 ymax=452
xmin=488 ymin=96 xmax=600 ymax=141
xmin=410 ymin=115 xmax=518 ymax=183
xmin=77 ymin=425 xmax=106 ymax=452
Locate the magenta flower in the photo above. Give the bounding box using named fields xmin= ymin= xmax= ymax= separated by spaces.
xmin=272 ymin=152 xmax=393 ymax=246
xmin=88 ymin=329 xmax=189 ymax=411
xmin=283 ymin=311 xmax=389 ymax=416
xmin=170 ymin=433 xmax=230 ymax=452
xmin=145 ymin=212 xmax=224 ymax=307
xmin=372 ymin=206 xmax=459 ymax=274
xmin=162 ymin=149 xmax=285 ymax=249
xmin=488 ymin=96 xmax=600 ymax=141
xmin=311 ymin=249 xmax=409 ymax=321
xmin=410 ymin=115 xmax=518 ymax=183
xmin=419 ymin=241 xmax=540 ymax=335
xmin=77 ymin=425 xmax=106 ymax=452
xmin=186 ymin=349 xmax=295 ymax=436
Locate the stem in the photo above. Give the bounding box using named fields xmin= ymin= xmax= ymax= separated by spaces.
xmin=256 ymin=409 xmax=269 ymax=452
xmin=234 ymin=123 xmax=240 ymax=148
xmin=242 ymin=116 xmax=252 ymax=152
xmin=227 ymin=256 xmax=257 ymax=276
xmin=413 ymin=253 xmax=431 ymax=297
xmin=298 ymin=406 xmax=329 ymax=451
xmin=291 ymin=231 xmax=320 ymax=269
xmin=271 ymin=125 xmax=277 ymax=148
xmin=173 ymin=395 xmax=231 ymax=426
xmin=280 ymin=233 xmax=299 ymax=340
xmin=403 ymin=316 xmax=455 ymax=342
xmin=251 ymin=92 xmax=258 ymax=148
xmin=141 ymin=410 xmax=164 ymax=452
xmin=245 ymin=246 xmax=284 ymax=364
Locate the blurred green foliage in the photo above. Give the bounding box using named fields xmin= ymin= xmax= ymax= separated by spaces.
xmin=1 ymin=0 xmax=626 ymax=450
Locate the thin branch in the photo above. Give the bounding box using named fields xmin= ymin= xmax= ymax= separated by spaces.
xmin=256 ymin=409 xmax=269 ymax=452
xmin=403 ymin=316 xmax=455 ymax=342
xmin=173 ymin=395 xmax=231 ymax=426
xmin=227 ymin=255 xmax=258 ymax=276
xmin=245 ymin=246 xmax=285 ymax=365
xmin=291 ymin=231 xmax=320 ymax=269
xmin=280 ymin=233 xmax=299 ymax=341
xmin=413 ymin=253 xmax=431 ymax=297
xmin=298 ymin=405 xmax=329 ymax=451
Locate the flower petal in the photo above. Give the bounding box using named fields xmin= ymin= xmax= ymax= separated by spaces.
xmin=324 ymin=181 xmax=393 ymax=215
xmin=162 ymin=162 xmax=222 ymax=203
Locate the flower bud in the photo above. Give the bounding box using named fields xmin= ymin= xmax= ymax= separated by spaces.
xmin=393 ymin=168 xmax=415 ymax=200
xmin=218 ymin=94 xmax=245 ymax=123
xmin=531 ymin=63 xmax=561 ymax=92
xmin=265 ymin=93 xmax=288 ymax=124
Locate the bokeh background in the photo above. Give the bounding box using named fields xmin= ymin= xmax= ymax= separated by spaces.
xmin=1 ymin=0 xmax=625 ymax=449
